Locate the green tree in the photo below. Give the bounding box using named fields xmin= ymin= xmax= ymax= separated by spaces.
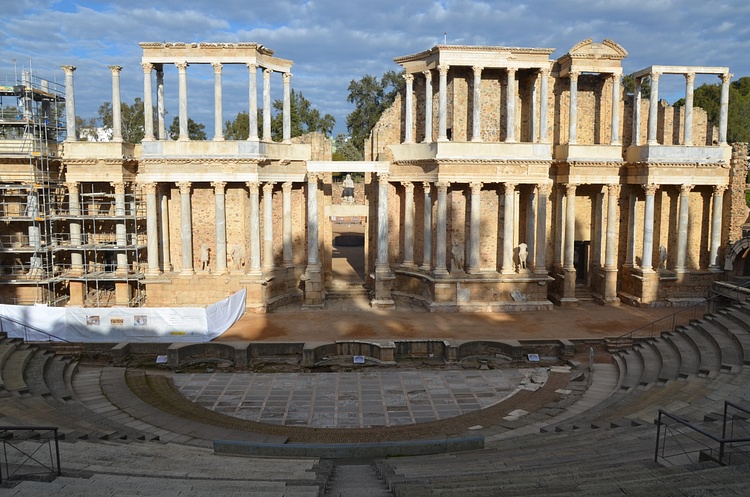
xmin=271 ymin=89 xmax=335 ymax=140
xmin=332 ymin=133 xmax=363 ymax=161
xmin=675 ymin=76 xmax=750 ymax=143
xmin=224 ymin=111 xmax=252 ymax=140
xmin=168 ymin=116 xmax=207 ymax=140
xmin=346 ymin=70 xmax=405 ymax=154
xmin=98 ymin=98 xmax=150 ymax=143
xmin=622 ymin=74 xmax=651 ymax=98
xmin=75 ymin=116 xmax=99 ymax=141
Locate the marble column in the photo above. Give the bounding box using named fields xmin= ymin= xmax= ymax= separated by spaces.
xmin=591 ymin=188 xmax=605 ymax=268
xmin=468 ymin=182 xmax=483 ymax=273
xmin=421 ymin=182 xmax=433 ymax=270
xmin=282 ymin=182 xmax=294 ymax=267
xmin=404 ymin=73 xmax=414 ymax=144
xmin=625 ymin=192 xmax=638 ymax=267
xmin=530 ymin=73 xmax=538 ymax=143
xmin=110 ymin=66 xmax=123 ymax=142
xmin=376 ymin=173 xmax=390 ymax=270
xmin=212 ymin=181 xmax=227 ymax=274
xmin=539 ymin=68 xmax=550 ymax=143
xmin=563 ymin=184 xmax=577 ymax=271
xmin=647 ymin=72 xmax=661 ymax=145
xmin=683 ymin=72 xmax=695 ymax=146
xmin=263 ymin=68 xmax=272 ymax=142
xmin=402 ymin=182 xmax=415 ymax=267
xmin=471 ymin=66 xmax=483 ymax=142
xmin=709 ymin=185 xmax=727 ymax=270
xmin=247 ymin=64 xmax=259 ymax=141
xmin=306 ymin=174 xmax=320 ymax=268
xmin=177 ymin=181 xmax=193 ymax=275
xmin=501 ymin=183 xmax=516 ymax=274
xmin=262 ymin=182 xmax=275 ymax=271
xmin=423 ymin=70 xmax=433 ymax=143
xmin=568 ymin=71 xmax=579 ymax=145
xmin=67 ymin=182 xmax=83 ymax=274
xmin=610 ymin=72 xmax=621 ymax=145
xmin=160 ymin=185 xmax=172 ymax=271
xmin=554 ymin=185 xmax=565 ymax=266
xmin=156 ymin=65 xmax=165 ymax=140
xmin=144 ymin=182 xmax=160 ymax=276
xmin=62 ymin=65 xmax=76 ymax=141
xmin=535 ymin=184 xmax=551 ymax=274
xmin=526 ymin=187 xmax=537 ymax=269
xmin=719 ymin=73 xmax=732 ymax=145
xmin=435 ymin=181 xmax=449 ymax=274
xmin=437 ymin=64 xmax=449 ymax=142
xmin=176 ymin=62 xmax=189 ymax=141
xmin=632 ymin=78 xmax=642 ymax=146
xmin=113 ymin=182 xmax=128 ymax=274
xmin=247 ymin=182 xmax=261 ymax=275
xmin=675 ymin=184 xmax=693 ymax=273
xmin=283 ymin=72 xmax=292 ymax=143
xmin=641 ymin=184 xmax=658 ymax=271
xmin=142 ymin=63 xmax=154 ymax=141
xmin=212 ymin=62 xmax=224 ymax=141
xmin=506 ymin=68 xmax=517 ymax=143
xmin=604 ymin=184 xmax=620 ymax=270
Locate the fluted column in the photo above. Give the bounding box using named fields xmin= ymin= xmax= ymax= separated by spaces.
xmin=282 ymin=182 xmax=293 ymax=267
xmin=709 ymin=185 xmax=727 ymax=270
xmin=625 ymin=192 xmax=637 ymax=267
xmin=159 ymin=185 xmax=172 ymax=271
xmin=683 ymin=72 xmax=695 ymax=145
xmin=468 ymin=182 xmax=483 ymax=273
xmin=262 ymin=182 xmax=275 ymax=271
xmin=156 ymin=65 xmax=165 ymax=140
xmin=435 ymin=182 xmax=449 ymax=274
xmin=535 ymin=184 xmax=551 ymax=274
xmin=422 ymin=70 xmax=433 ymax=143
xmin=506 ymin=68 xmax=517 ymax=143
xmin=563 ymin=183 xmax=577 ymax=270
xmin=263 ymin=68 xmax=272 ymax=142
xmin=675 ymin=184 xmax=693 ymax=273
xmin=248 ymin=63 xmax=259 ymax=140
xmin=501 ymin=183 xmax=516 ymax=274
xmin=212 ymin=62 xmax=224 ymax=141
xmin=247 ymin=182 xmax=261 ymax=275
xmin=144 ymin=183 xmax=160 ymax=275
xmin=610 ymin=72 xmax=621 ymax=145
xmin=109 ymin=66 xmax=122 ymax=142
xmin=647 ymin=72 xmax=660 ymax=145
xmin=404 ymin=73 xmax=414 ymax=144
xmin=306 ymin=173 xmax=320 ymax=268
xmin=568 ymin=71 xmax=579 ymax=145
xmin=176 ymin=62 xmax=189 ymax=141
xmin=283 ymin=72 xmax=292 ymax=143
xmin=632 ymin=78 xmax=642 ymax=146
xmin=212 ymin=181 xmax=227 ymax=274
xmin=142 ymin=62 xmax=154 ymax=141
xmin=641 ymin=184 xmax=658 ymax=271
xmin=376 ymin=173 xmax=390 ymax=270
xmin=719 ymin=73 xmax=731 ymax=145
xmin=526 ymin=188 xmax=537 ymax=269
xmin=421 ymin=182 xmax=433 ymax=270
xmin=66 ymin=182 xmax=83 ymax=274
xmin=554 ymin=185 xmax=565 ymax=266
xmin=62 ymin=65 xmax=76 ymax=141
xmin=604 ymin=184 xmax=620 ymax=269
xmin=539 ymin=68 xmax=550 ymax=143
xmin=177 ymin=182 xmax=193 ymax=275
xmin=402 ymin=182 xmax=415 ymax=267
xmin=471 ymin=66 xmax=483 ymax=142
xmin=437 ymin=64 xmax=449 ymax=142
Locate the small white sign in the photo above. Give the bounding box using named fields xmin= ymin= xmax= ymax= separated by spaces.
xmin=353 ymin=355 xmax=365 ymax=364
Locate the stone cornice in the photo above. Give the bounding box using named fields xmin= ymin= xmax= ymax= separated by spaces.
xmin=394 ymin=159 xmax=552 ymax=167
xmin=138 ymin=157 xmax=261 ymax=166
xmin=395 ymin=44 xmax=555 ymax=63
xmin=626 ymin=161 xmax=730 ymax=168
xmin=139 ymin=42 xmax=274 ymax=56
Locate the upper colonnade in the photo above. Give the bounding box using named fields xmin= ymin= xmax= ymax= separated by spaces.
xmin=139 ymin=42 xmax=294 ymax=143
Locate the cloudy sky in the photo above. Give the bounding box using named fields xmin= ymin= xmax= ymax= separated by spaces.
xmin=1 ymin=0 xmax=748 ymax=137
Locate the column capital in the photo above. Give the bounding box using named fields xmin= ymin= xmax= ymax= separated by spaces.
xmin=401 ymin=181 xmax=414 ymax=192
xmin=685 ymin=72 xmax=696 ymax=84
xmin=211 ymin=181 xmax=226 ymax=193
xmin=506 ymin=67 xmax=517 ymax=76
xmin=263 ymin=182 xmax=275 ymax=193
xmin=436 ymin=181 xmax=450 ymax=192
xmin=141 ymin=62 xmax=154 ymax=73
xmin=650 ymin=71 xmax=661 ymax=83
xmin=378 ymin=172 xmax=390 ymax=183
xmin=422 ymin=181 xmax=431 ymax=194
xmin=177 ymin=181 xmax=192 ymax=195
xmin=175 ymin=61 xmax=188 ymax=71
xmin=403 ymin=73 xmax=414 ymax=83
xmin=607 ymin=183 xmax=621 ymax=196
xmin=142 ymin=182 xmax=157 ymax=195
xmin=246 ymin=62 xmax=258 ymax=71
xmin=283 ymin=71 xmax=292 ymax=82
xmin=108 ymin=65 xmax=122 ymax=74
xmin=110 ymin=181 xmax=126 ymax=195
xmin=282 ymin=181 xmax=293 ymax=192
xmin=609 ymin=72 xmax=621 ymax=83
xmin=246 ymin=181 xmax=260 ymax=195
xmin=504 ymin=182 xmax=517 ymax=195
xmin=472 ymin=66 xmax=483 ymax=77
xmin=568 ymin=70 xmax=579 ymax=82
xmin=565 ymin=183 xmax=577 ymax=196
xmin=537 ymin=183 xmax=552 ymax=196
xmin=679 ymin=184 xmax=694 ymax=195
xmin=643 ymin=183 xmax=659 ymax=196
xmin=422 ymin=69 xmax=432 ymax=81
xmin=470 ymin=182 xmax=483 ymax=195
xmin=719 ymin=73 xmax=733 ymax=84
xmin=437 ymin=64 xmax=449 ymax=75
xmin=263 ymin=67 xmax=273 ymax=76
xmin=307 ymin=172 xmax=320 ymax=183
xmin=64 ymin=181 xmax=79 ymax=194
xmin=211 ymin=62 xmax=223 ymax=74
xmin=540 ymin=67 xmax=551 ymax=77
xmin=713 ymin=184 xmax=728 ymax=195
xmin=61 ymin=65 xmax=76 ymax=74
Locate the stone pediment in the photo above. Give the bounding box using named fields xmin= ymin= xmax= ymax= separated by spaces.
xmin=558 ymin=39 xmax=627 ymax=76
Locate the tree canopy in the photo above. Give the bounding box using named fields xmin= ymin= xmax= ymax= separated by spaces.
xmin=168 ymin=116 xmax=207 ymax=141
xmin=346 ymin=70 xmax=404 ymax=154
xmin=674 ymin=76 xmax=750 ymax=143
xmin=97 ymin=98 xmax=151 ymax=143
xmin=332 ymin=133 xmax=363 ymax=161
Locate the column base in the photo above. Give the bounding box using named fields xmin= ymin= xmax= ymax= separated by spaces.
xmin=146 ymin=268 xmax=162 ymax=277
xmin=179 ymin=269 xmax=195 ymax=277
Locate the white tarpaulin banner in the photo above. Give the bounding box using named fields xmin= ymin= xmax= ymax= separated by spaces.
xmin=0 ymin=288 xmax=246 ymax=343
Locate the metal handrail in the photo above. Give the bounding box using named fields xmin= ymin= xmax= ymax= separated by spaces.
xmin=611 ymin=279 xmax=750 ymax=350
xmin=0 ymin=313 xmax=71 ymax=343
xmin=0 ymin=426 xmax=61 ymax=483
xmin=655 ymin=403 xmax=750 ymax=466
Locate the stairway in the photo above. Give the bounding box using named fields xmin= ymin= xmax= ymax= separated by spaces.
xmin=325 ymin=462 xmax=393 ymax=496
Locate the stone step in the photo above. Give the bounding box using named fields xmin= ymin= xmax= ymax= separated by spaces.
xmin=676 ymin=325 xmax=721 ymax=378
xmin=326 ymin=463 xmax=393 ymax=496
xmin=693 ymin=319 xmax=743 ymax=373
xmin=650 ymin=338 xmax=681 ymax=382
xmin=633 ymin=341 xmax=662 ymax=387
xmin=1 ymin=345 xmax=34 ymax=394
xmin=662 ymin=331 xmax=700 ymax=379
xmin=616 ymin=348 xmax=645 ymax=390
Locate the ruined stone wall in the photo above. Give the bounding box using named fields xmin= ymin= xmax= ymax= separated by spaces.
xmin=726 ymin=143 xmax=750 ymax=243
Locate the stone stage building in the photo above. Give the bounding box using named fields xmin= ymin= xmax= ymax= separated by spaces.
xmin=0 ymin=39 xmax=747 ymax=312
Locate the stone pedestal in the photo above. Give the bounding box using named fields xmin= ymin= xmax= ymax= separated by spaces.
xmin=68 ymin=281 xmax=85 ymax=306
xmin=301 ymin=267 xmax=324 ymax=308
xmin=639 ymin=270 xmax=659 ymax=305
xmin=560 ymin=267 xmax=578 ymax=306
xmin=603 ymin=268 xmax=620 ymax=305
xmin=372 ymin=267 xmax=395 ymax=309
xmin=115 ymin=282 xmax=131 ymax=307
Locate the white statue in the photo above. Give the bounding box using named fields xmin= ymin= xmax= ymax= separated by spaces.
xmin=342 ymin=174 xmax=355 ymax=203
xmin=230 ymin=245 xmax=244 ymax=272
xmin=200 ymin=243 xmax=210 ymax=272
xmin=659 ymin=245 xmax=668 ymax=270
xmin=518 ymin=243 xmax=529 ymax=271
